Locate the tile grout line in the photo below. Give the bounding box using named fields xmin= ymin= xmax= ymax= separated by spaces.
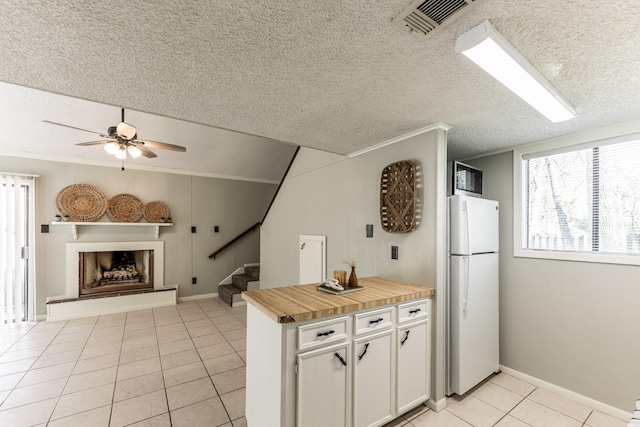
xmin=154 ymin=306 xmax=174 ymax=427
xmin=191 ymin=300 xmax=234 ymax=425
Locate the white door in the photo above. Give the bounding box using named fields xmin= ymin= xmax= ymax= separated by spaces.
xmin=299 ymin=235 xmax=326 ymax=284
xmin=353 ymin=330 xmax=393 ymax=427
xmin=449 ymin=196 xmax=499 ymax=255
xmin=297 ymin=342 xmax=350 ymax=427
xmin=397 ymin=320 xmax=429 ymax=413
xmin=450 ymin=253 xmax=499 ymax=395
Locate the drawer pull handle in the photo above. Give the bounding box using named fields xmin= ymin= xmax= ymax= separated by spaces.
xmin=368 ymin=318 xmax=384 ymax=325
xmin=409 ymin=308 xmax=422 ymax=314
xmin=401 ymin=330 xmax=411 ymax=346
xmin=317 ymin=330 xmax=335 ymax=338
xmin=358 ymin=343 xmax=370 ymax=361
xmin=334 ymin=352 xmax=347 ymax=366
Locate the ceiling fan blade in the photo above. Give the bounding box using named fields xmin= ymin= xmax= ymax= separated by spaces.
xmin=136 ymin=139 xmax=186 ymax=152
xmin=76 ymin=140 xmax=112 ymax=146
xmin=136 ymin=144 xmax=158 ymax=158
xmin=42 ymin=120 xmax=111 ymax=138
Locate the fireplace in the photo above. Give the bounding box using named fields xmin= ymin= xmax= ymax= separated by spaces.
xmin=79 ymin=250 xmax=154 ymax=296
xmin=66 ymin=241 xmax=164 ymax=300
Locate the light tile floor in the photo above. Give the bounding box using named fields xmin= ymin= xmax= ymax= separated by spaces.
xmin=0 ymin=298 xmax=631 ymax=427
xmin=0 ymin=298 xmax=248 ymax=426
xmin=385 ymin=373 xmax=630 ymax=427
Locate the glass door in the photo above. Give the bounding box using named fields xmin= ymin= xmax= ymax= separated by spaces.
xmin=0 ymin=174 xmax=35 ymax=323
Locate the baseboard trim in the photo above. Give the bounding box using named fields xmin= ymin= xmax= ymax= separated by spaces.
xmin=178 ymin=292 xmax=247 ymax=307
xmin=499 ymin=365 xmax=631 ymax=421
xmin=427 ymin=397 xmax=446 ymax=412
xmin=178 ymin=292 xmax=218 ymax=302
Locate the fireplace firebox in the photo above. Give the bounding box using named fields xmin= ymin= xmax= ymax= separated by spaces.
xmin=79 ymin=250 xmax=154 ymax=295
xmin=65 ymin=241 xmax=165 ymax=301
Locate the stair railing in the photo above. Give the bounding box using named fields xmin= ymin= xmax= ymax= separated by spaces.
xmin=208 ymin=146 xmax=300 ymax=260
xmin=261 ymin=146 xmax=300 ymax=224
xmin=208 ymin=222 xmax=261 ymax=259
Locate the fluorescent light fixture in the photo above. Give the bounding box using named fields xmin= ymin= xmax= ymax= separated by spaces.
xmin=456 ymin=20 xmax=576 ymax=122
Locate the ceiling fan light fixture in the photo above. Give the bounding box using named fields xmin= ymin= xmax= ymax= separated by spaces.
xmin=455 ymin=20 xmax=576 ymax=123
xmin=116 ymin=122 xmax=137 ymax=140
xmin=104 ymin=142 xmax=120 ymax=155
xmin=127 ymin=145 xmax=142 ymax=158
xmin=114 ymin=146 xmax=127 ymax=160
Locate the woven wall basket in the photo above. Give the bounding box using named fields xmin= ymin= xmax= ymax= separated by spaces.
xmin=107 ymin=194 xmax=144 ymax=222
xmin=143 ymin=201 xmax=170 ymax=223
xmin=55 ymin=184 xmax=108 ymax=222
xmin=380 ymin=160 xmax=417 ymax=233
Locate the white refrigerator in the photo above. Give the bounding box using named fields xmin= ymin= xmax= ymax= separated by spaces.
xmin=447 ymin=195 xmax=499 ymax=396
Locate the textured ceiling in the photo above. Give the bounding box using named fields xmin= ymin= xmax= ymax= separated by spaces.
xmin=1 ymin=0 xmax=640 ymax=174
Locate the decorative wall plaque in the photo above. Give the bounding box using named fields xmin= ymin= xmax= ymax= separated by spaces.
xmin=380 ymin=160 xmax=416 ymax=233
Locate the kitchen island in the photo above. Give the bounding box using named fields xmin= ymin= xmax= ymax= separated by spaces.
xmin=242 ymin=276 xmax=434 ymax=427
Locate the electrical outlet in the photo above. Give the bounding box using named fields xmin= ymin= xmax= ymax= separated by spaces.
xmin=191 ymin=226 xmax=196 ymax=233
xmin=192 ymin=277 xmax=197 ymax=285
xmin=366 ymin=224 xmax=373 ymax=238
xmin=391 ymin=246 xmax=399 ymax=260
xmin=214 ymin=226 xmax=219 ymax=233
xmin=41 ymin=224 xmax=49 ymax=233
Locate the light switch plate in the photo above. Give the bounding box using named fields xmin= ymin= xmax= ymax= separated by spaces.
xmin=366 ymin=224 xmax=373 ymax=238
xmin=391 ymin=246 xmax=398 ymax=259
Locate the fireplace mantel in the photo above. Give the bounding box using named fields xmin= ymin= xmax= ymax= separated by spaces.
xmin=51 ymin=221 xmax=173 ymax=240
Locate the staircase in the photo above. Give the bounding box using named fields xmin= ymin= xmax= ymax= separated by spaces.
xmin=218 ymin=265 xmax=260 ymax=307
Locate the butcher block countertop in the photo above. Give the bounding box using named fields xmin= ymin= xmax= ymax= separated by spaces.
xmin=241 ymin=276 xmax=434 ymax=323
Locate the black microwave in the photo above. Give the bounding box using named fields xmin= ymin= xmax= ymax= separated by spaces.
xmin=452 ymin=161 xmax=483 ymax=197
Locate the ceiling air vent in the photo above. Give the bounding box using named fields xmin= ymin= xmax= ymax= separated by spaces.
xmin=392 ymin=0 xmax=480 ymax=38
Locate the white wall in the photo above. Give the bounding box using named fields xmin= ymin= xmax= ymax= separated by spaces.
xmin=0 ymin=155 xmax=276 ymax=316
xmin=466 ymin=150 xmax=640 ymax=411
xmin=260 ymin=126 xmax=449 ymax=403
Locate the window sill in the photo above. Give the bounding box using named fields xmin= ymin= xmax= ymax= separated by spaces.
xmin=514 ymin=248 xmax=640 ymax=266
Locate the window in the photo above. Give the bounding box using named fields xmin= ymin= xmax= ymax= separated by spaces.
xmin=515 ymin=132 xmax=640 ymax=264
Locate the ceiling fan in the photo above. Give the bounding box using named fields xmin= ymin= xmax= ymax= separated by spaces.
xmin=43 ymin=108 xmax=187 ymax=161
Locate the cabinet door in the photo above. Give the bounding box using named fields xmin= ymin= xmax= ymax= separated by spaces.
xmin=353 ymin=330 xmax=394 ymax=427
xmin=397 ymin=320 xmax=429 ymax=413
xmin=297 ymin=342 xmax=350 ymax=427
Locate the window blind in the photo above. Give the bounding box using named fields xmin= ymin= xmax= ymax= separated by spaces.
xmin=522 ymin=137 xmax=640 ymax=254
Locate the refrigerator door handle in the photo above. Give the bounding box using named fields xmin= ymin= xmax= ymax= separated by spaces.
xmin=462 ymin=256 xmax=469 ymax=312
xmin=463 ymin=200 xmax=470 ymax=254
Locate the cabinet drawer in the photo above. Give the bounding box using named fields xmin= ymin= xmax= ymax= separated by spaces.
xmin=397 ymin=299 xmax=428 ymax=324
xmin=298 ymin=316 xmax=349 ymax=351
xmin=354 ymin=307 xmax=393 ymax=336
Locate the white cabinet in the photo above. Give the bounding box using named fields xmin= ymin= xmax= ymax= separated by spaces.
xmin=245 ymin=297 xmax=431 ymax=427
xmin=297 ymin=342 xmax=351 ymax=427
xmin=397 ymin=320 xmax=430 ymax=413
xmin=353 ymin=329 xmax=394 ymax=427
xmin=297 ymin=316 xmax=349 ymax=351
